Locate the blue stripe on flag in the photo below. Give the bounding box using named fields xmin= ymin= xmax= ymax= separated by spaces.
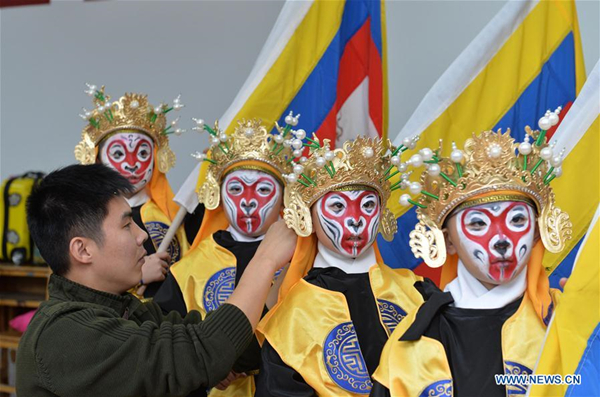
xmin=366 ymin=0 xmax=383 ymax=56
xmin=377 ymin=207 xmax=421 ymax=269
xmin=277 ymin=34 xmax=341 ymax=135
xmin=340 ymin=0 xmax=371 ymax=45
xmin=566 ymin=322 xmax=600 ymax=397
xmin=275 ymin=0 xmax=373 ymax=134
xmin=549 ymin=235 xmax=584 ymax=290
xmin=494 ymin=32 xmax=576 ymax=141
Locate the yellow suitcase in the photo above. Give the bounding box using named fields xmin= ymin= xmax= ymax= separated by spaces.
xmin=1 ymin=172 xmax=45 ymax=265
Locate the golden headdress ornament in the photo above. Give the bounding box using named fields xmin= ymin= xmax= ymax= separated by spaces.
xmin=74 ymin=83 xmax=184 ymax=173
xmin=192 ymin=113 xmax=302 ymax=210
xmin=402 ymin=108 xmax=572 ymax=268
xmin=283 ymin=134 xmax=421 ymax=241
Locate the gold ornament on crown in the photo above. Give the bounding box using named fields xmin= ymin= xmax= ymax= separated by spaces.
xmin=192 ymin=115 xmax=300 ymax=210
xmin=74 ymin=83 xmax=185 ymax=173
xmin=283 ymin=135 xmax=420 ymax=241
xmin=401 ymin=111 xmax=571 ymax=268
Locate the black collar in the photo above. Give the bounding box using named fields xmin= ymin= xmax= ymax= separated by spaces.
xmin=400 ymin=279 xmax=454 ymax=341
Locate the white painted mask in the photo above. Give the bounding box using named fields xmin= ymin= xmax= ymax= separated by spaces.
xmin=315 ymin=190 xmax=381 ymax=259
xmin=99 ymin=131 xmax=154 ymax=194
xmin=221 ymin=169 xmax=282 ymax=237
xmin=453 ymin=201 xmax=536 ymax=284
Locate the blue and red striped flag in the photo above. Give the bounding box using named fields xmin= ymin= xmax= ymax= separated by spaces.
xmin=532 ymin=63 xmax=599 ymax=395
xmin=175 ymin=0 xmax=387 ymax=212
xmin=377 ymin=0 xmax=588 ymax=285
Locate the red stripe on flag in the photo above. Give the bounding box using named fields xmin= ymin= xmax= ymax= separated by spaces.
xmin=315 ymin=106 xmax=338 ymax=145
xmin=368 ymin=36 xmax=383 ymax=136
xmin=546 ymin=101 xmax=573 ymax=140
xmin=316 ymin=18 xmax=384 ymax=143
xmin=337 ymin=19 xmax=371 ymax=105
xmin=413 ymin=262 xmax=442 ymax=286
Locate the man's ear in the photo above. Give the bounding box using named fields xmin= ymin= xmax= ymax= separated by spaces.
xmin=69 ymin=237 xmax=94 ymax=265
xmin=443 ymin=227 xmax=458 ymax=256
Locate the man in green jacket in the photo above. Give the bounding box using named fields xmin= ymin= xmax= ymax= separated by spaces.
xmin=16 ymin=164 xmax=296 ymax=397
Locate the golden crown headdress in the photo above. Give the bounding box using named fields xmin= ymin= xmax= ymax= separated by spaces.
xmin=193 ymin=113 xmax=302 ymax=210
xmin=283 ymin=134 xmax=421 ymax=241
xmin=400 ymin=109 xmax=571 ymax=267
xmin=74 ymin=83 xmax=185 ymax=173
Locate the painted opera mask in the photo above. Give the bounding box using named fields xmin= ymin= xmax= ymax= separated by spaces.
xmin=99 ymin=131 xmax=155 ymax=194
xmin=221 ymin=169 xmax=283 ymax=237
xmin=444 ymin=200 xmax=537 ymax=285
xmin=312 ymin=189 xmax=381 ymax=259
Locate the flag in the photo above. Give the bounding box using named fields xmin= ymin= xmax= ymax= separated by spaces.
xmin=175 ymin=0 xmax=388 ymax=213
xmin=377 ymin=0 xmax=587 ymax=284
xmin=530 ymin=201 xmax=600 ymax=396
xmin=543 ymin=59 xmax=599 ymax=289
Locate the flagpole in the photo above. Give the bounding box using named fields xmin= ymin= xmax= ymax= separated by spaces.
xmin=157 ymin=206 xmax=188 ymax=254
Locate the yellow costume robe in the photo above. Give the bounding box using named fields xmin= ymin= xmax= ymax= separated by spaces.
xmin=170 ymin=232 xmax=261 ymax=317
xmin=372 ymin=243 xmax=560 ymax=397
xmin=164 ymin=230 xmax=266 ymax=397
xmin=256 ymin=263 xmax=423 ymax=396
xmin=372 ymin=287 xmax=560 ymax=397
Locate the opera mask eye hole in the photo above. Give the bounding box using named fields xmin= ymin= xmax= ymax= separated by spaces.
xmin=109 ymin=144 xmax=125 ymax=161
xmin=137 ymin=144 xmax=151 ymax=161
xmin=509 ymin=210 xmax=528 ymax=228
xmin=505 ymin=204 xmax=532 ymax=233
xmin=327 ymin=200 xmax=345 ymax=214
xmin=465 ymin=211 xmax=489 ymax=232
xmin=467 ymin=218 xmax=487 ymax=231
xmin=361 ymin=195 xmax=377 ymax=214
xmin=256 ymin=182 xmax=274 ymax=197
xmin=226 ymin=182 xmax=243 ymax=196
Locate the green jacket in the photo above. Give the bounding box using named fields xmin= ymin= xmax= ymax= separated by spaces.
xmin=16 ymin=274 xmax=253 ymax=397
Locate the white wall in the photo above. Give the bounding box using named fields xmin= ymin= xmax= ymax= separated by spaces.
xmin=1 ymin=0 xmax=598 ymax=190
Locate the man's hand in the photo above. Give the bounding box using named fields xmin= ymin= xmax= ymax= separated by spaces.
xmin=254 ymin=219 xmax=297 ymax=274
xmin=214 ymin=371 xmax=246 ymax=391
xmin=559 ymin=277 xmax=568 ymax=289
xmin=225 ymin=219 xmax=297 ymax=329
xmin=141 ymin=252 xmax=170 ymax=284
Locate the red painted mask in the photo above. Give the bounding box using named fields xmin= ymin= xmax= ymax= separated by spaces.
xmin=316 ymin=190 xmax=381 ymax=258
xmin=455 ymin=201 xmax=535 ymax=283
xmin=221 ymin=170 xmax=282 ymax=236
xmin=99 ymin=131 xmax=154 ymax=193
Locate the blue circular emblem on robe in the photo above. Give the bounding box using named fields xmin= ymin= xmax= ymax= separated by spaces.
xmin=203 ymin=267 xmax=236 ymax=312
xmin=144 ymin=221 xmax=181 ymax=264
xmin=323 ymin=322 xmax=372 ymax=394
xmin=376 ymin=299 xmax=407 ymax=334
xmin=504 ymin=361 xmax=532 ymax=395
xmin=419 ymin=379 xmax=452 ymax=397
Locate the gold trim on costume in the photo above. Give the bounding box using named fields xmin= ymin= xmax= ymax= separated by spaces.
xmin=453 ymin=194 xmax=536 ymax=214
xmin=332 ymin=184 xmax=377 ymax=193
xmin=222 ymin=164 xmax=284 ymax=185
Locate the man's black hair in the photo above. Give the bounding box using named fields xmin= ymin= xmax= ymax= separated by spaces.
xmin=26 ymin=164 xmax=133 ymax=275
